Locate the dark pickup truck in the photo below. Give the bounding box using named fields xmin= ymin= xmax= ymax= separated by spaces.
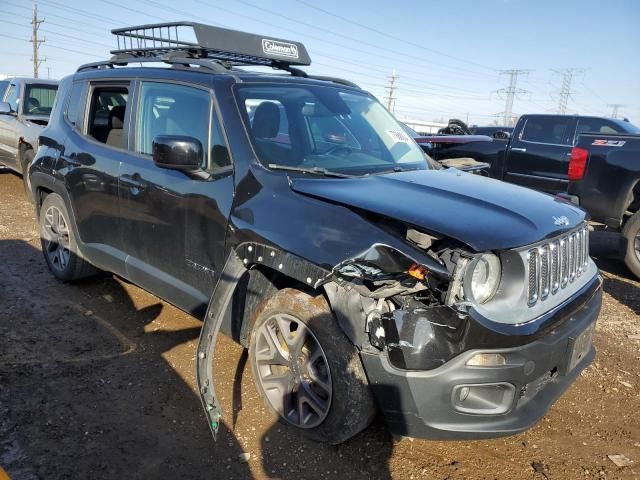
xmin=565 ymin=134 xmax=640 ymax=278
xmin=432 ymin=114 xmax=640 ymax=194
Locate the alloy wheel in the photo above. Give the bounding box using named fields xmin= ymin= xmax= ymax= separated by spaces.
xmin=254 ymin=313 xmax=332 ymax=429
xmin=42 ymin=206 xmax=71 ymax=273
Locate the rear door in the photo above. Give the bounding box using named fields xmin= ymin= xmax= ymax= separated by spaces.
xmin=503 ymin=115 xmax=576 ymax=193
xmin=61 ymin=80 xmax=131 ymax=274
xmin=118 ymin=80 xmax=234 ymax=317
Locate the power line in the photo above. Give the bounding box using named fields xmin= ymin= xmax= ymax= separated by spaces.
xmin=607 ymin=103 xmax=626 ymax=119
xmin=494 ymin=69 xmax=531 ymax=126
xmin=31 ymin=2 xmax=45 ymax=78
xmin=551 ymin=68 xmax=584 ymax=114
xmin=294 ymin=0 xmax=495 ymax=72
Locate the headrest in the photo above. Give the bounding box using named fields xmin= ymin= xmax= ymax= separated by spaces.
xmin=109 ymin=105 xmax=126 ymax=129
xmin=252 ymin=102 xmax=280 ymax=139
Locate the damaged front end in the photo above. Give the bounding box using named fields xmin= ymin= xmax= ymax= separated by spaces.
xmin=320 ymin=226 xmax=602 ymax=440
xmin=322 ymin=234 xmax=481 ymax=371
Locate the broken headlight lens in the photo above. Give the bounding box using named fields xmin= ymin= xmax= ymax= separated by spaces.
xmin=467 ymin=253 xmax=501 ymax=304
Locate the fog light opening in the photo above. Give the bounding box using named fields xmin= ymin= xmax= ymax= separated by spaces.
xmin=452 ymin=383 xmax=515 ymax=415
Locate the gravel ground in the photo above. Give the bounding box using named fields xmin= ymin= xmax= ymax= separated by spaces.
xmin=0 ymin=171 xmax=638 ymax=479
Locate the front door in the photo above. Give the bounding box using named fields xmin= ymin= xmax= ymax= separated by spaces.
xmin=0 ymin=82 xmax=21 ymax=168
xmin=118 ymin=80 xmax=234 ymax=318
xmin=504 ymin=115 xmax=576 ymax=194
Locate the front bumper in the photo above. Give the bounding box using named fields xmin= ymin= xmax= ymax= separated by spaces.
xmin=361 ymin=274 xmax=602 ymax=440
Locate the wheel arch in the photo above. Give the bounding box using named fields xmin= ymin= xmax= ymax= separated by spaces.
xmin=195 ymin=243 xmax=350 ymax=441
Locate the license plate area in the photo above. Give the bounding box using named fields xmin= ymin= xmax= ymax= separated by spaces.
xmin=564 ymin=322 xmax=596 ymax=374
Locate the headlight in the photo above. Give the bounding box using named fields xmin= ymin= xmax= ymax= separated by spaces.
xmin=466 ymin=253 xmax=501 ymax=304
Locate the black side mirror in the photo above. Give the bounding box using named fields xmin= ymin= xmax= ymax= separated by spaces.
xmin=0 ymin=102 xmax=15 ymax=115
xmin=152 ymin=135 xmax=203 ymax=171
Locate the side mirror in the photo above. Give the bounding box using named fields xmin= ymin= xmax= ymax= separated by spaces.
xmin=152 ymin=135 xmax=203 ymax=171
xmin=0 ymin=102 xmax=14 ymax=115
xmin=493 ymin=131 xmax=510 ymax=140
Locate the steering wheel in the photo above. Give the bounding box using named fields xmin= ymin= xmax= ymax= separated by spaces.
xmin=321 ymin=145 xmax=354 ymax=156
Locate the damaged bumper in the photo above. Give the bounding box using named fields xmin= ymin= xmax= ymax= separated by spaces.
xmin=360 ymin=274 xmax=602 ymax=440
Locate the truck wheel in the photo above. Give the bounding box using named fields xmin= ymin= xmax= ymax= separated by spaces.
xmin=248 ymin=288 xmax=376 ymax=444
xmin=39 ymin=193 xmax=99 ymax=282
xmin=20 ymin=147 xmax=34 ymax=201
xmin=622 ymin=211 xmax=640 ymax=279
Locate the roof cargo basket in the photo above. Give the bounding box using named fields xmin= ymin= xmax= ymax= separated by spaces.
xmin=110 ymin=21 xmax=311 ymax=67
xmin=76 ymin=21 xmax=358 ymax=88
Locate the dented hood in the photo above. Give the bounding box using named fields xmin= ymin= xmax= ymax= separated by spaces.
xmin=289 ymin=169 xmax=586 ymax=251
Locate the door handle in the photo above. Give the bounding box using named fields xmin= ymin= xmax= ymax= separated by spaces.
xmin=510 ymin=147 xmax=527 ymax=152
xmin=120 ymin=173 xmax=148 ymax=195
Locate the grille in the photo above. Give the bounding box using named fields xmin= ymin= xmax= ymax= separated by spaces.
xmin=527 ymin=225 xmax=589 ymax=306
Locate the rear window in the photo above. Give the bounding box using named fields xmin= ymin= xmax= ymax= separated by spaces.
xmin=521 ymin=117 xmax=572 ymax=145
xmin=23 ymin=84 xmax=58 ymax=117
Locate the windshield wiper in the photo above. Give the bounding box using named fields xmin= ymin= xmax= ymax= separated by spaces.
xmin=370 ymin=166 xmax=424 ymax=176
xmin=268 ymin=164 xmax=353 ymax=178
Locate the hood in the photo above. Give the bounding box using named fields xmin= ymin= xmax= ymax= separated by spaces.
xmin=289 ymin=169 xmax=586 ymax=251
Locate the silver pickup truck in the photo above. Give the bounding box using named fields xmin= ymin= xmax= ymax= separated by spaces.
xmin=0 ymin=77 xmax=58 ymax=195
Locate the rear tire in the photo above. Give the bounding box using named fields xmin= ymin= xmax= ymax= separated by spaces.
xmin=39 ymin=193 xmax=99 ymax=282
xmin=622 ymin=211 xmax=640 ymax=279
xmin=248 ymin=288 xmax=376 ymax=444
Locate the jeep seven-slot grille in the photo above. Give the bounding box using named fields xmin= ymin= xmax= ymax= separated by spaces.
xmin=527 ymin=225 xmax=589 ymax=306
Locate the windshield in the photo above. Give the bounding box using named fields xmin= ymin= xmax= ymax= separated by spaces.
xmin=235 ymin=85 xmax=428 ymax=176
xmin=22 ymin=84 xmax=58 ymax=117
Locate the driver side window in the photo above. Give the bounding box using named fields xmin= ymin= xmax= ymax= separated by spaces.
xmin=135 ymin=82 xmax=211 ymax=168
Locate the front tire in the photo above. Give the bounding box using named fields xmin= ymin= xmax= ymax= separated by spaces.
xmin=622 ymin=210 xmax=640 ymax=279
xmin=20 ymin=147 xmax=34 ymax=201
xmin=39 ymin=193 xmax=98 ymax=282
xmin=248 ymin=288 xmax=376 ymax=444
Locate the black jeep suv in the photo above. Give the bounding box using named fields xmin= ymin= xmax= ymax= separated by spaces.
xmin=30 ymin=22 xmax=602 ymax=444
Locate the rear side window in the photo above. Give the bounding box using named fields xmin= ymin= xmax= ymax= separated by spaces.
xmin=576 ymin=118 xmax=625 ymax=136
xmin=65 ymin=82 xmax=87 ymax=130
xmin=23 ymin=84 xmax=58 ymax=116
xmin=0 ymin=81 xmax=9 ymax=100
xmin=521 ymin=117 xmax=572 ymax=145
xmin=87 ymin=85 xmax=130 ymax=148
xmin=4 ymin=85 xmax=19 ymax=112
xmin=135 ymin=82 xmax=211 ymax=167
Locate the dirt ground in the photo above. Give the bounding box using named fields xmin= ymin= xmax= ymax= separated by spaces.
xmin=0 ymin=170 xmax=638 ymax=480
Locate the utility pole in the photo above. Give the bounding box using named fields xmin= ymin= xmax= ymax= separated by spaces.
xmin=551 ymin=68 xmax=584 ymax=114
xmin=384 ymin=70 xmax=398 ymax=113
xmin=494 ymin=69 xmax=530 ymax=126
xmin=30 ymin=2 xmax=46 ymax=78
xmin=607 ymin=103 xmax=625 ymax=119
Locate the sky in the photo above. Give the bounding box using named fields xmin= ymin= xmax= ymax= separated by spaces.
xmin=1 ymin=0 xmax=638 ymax=125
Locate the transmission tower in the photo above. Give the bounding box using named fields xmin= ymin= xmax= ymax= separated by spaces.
xmin=494 ymin=69 xmax=531 ymax=126
xmin=30 ymin=2 xmax=46 ymax=78
xmin=384 ymin=71 xmax=398 ymax=113
xmin=607 ymin=104 xmax=625 ymax=119
xmin=551 ymin=68 xmax=584 ymax=114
